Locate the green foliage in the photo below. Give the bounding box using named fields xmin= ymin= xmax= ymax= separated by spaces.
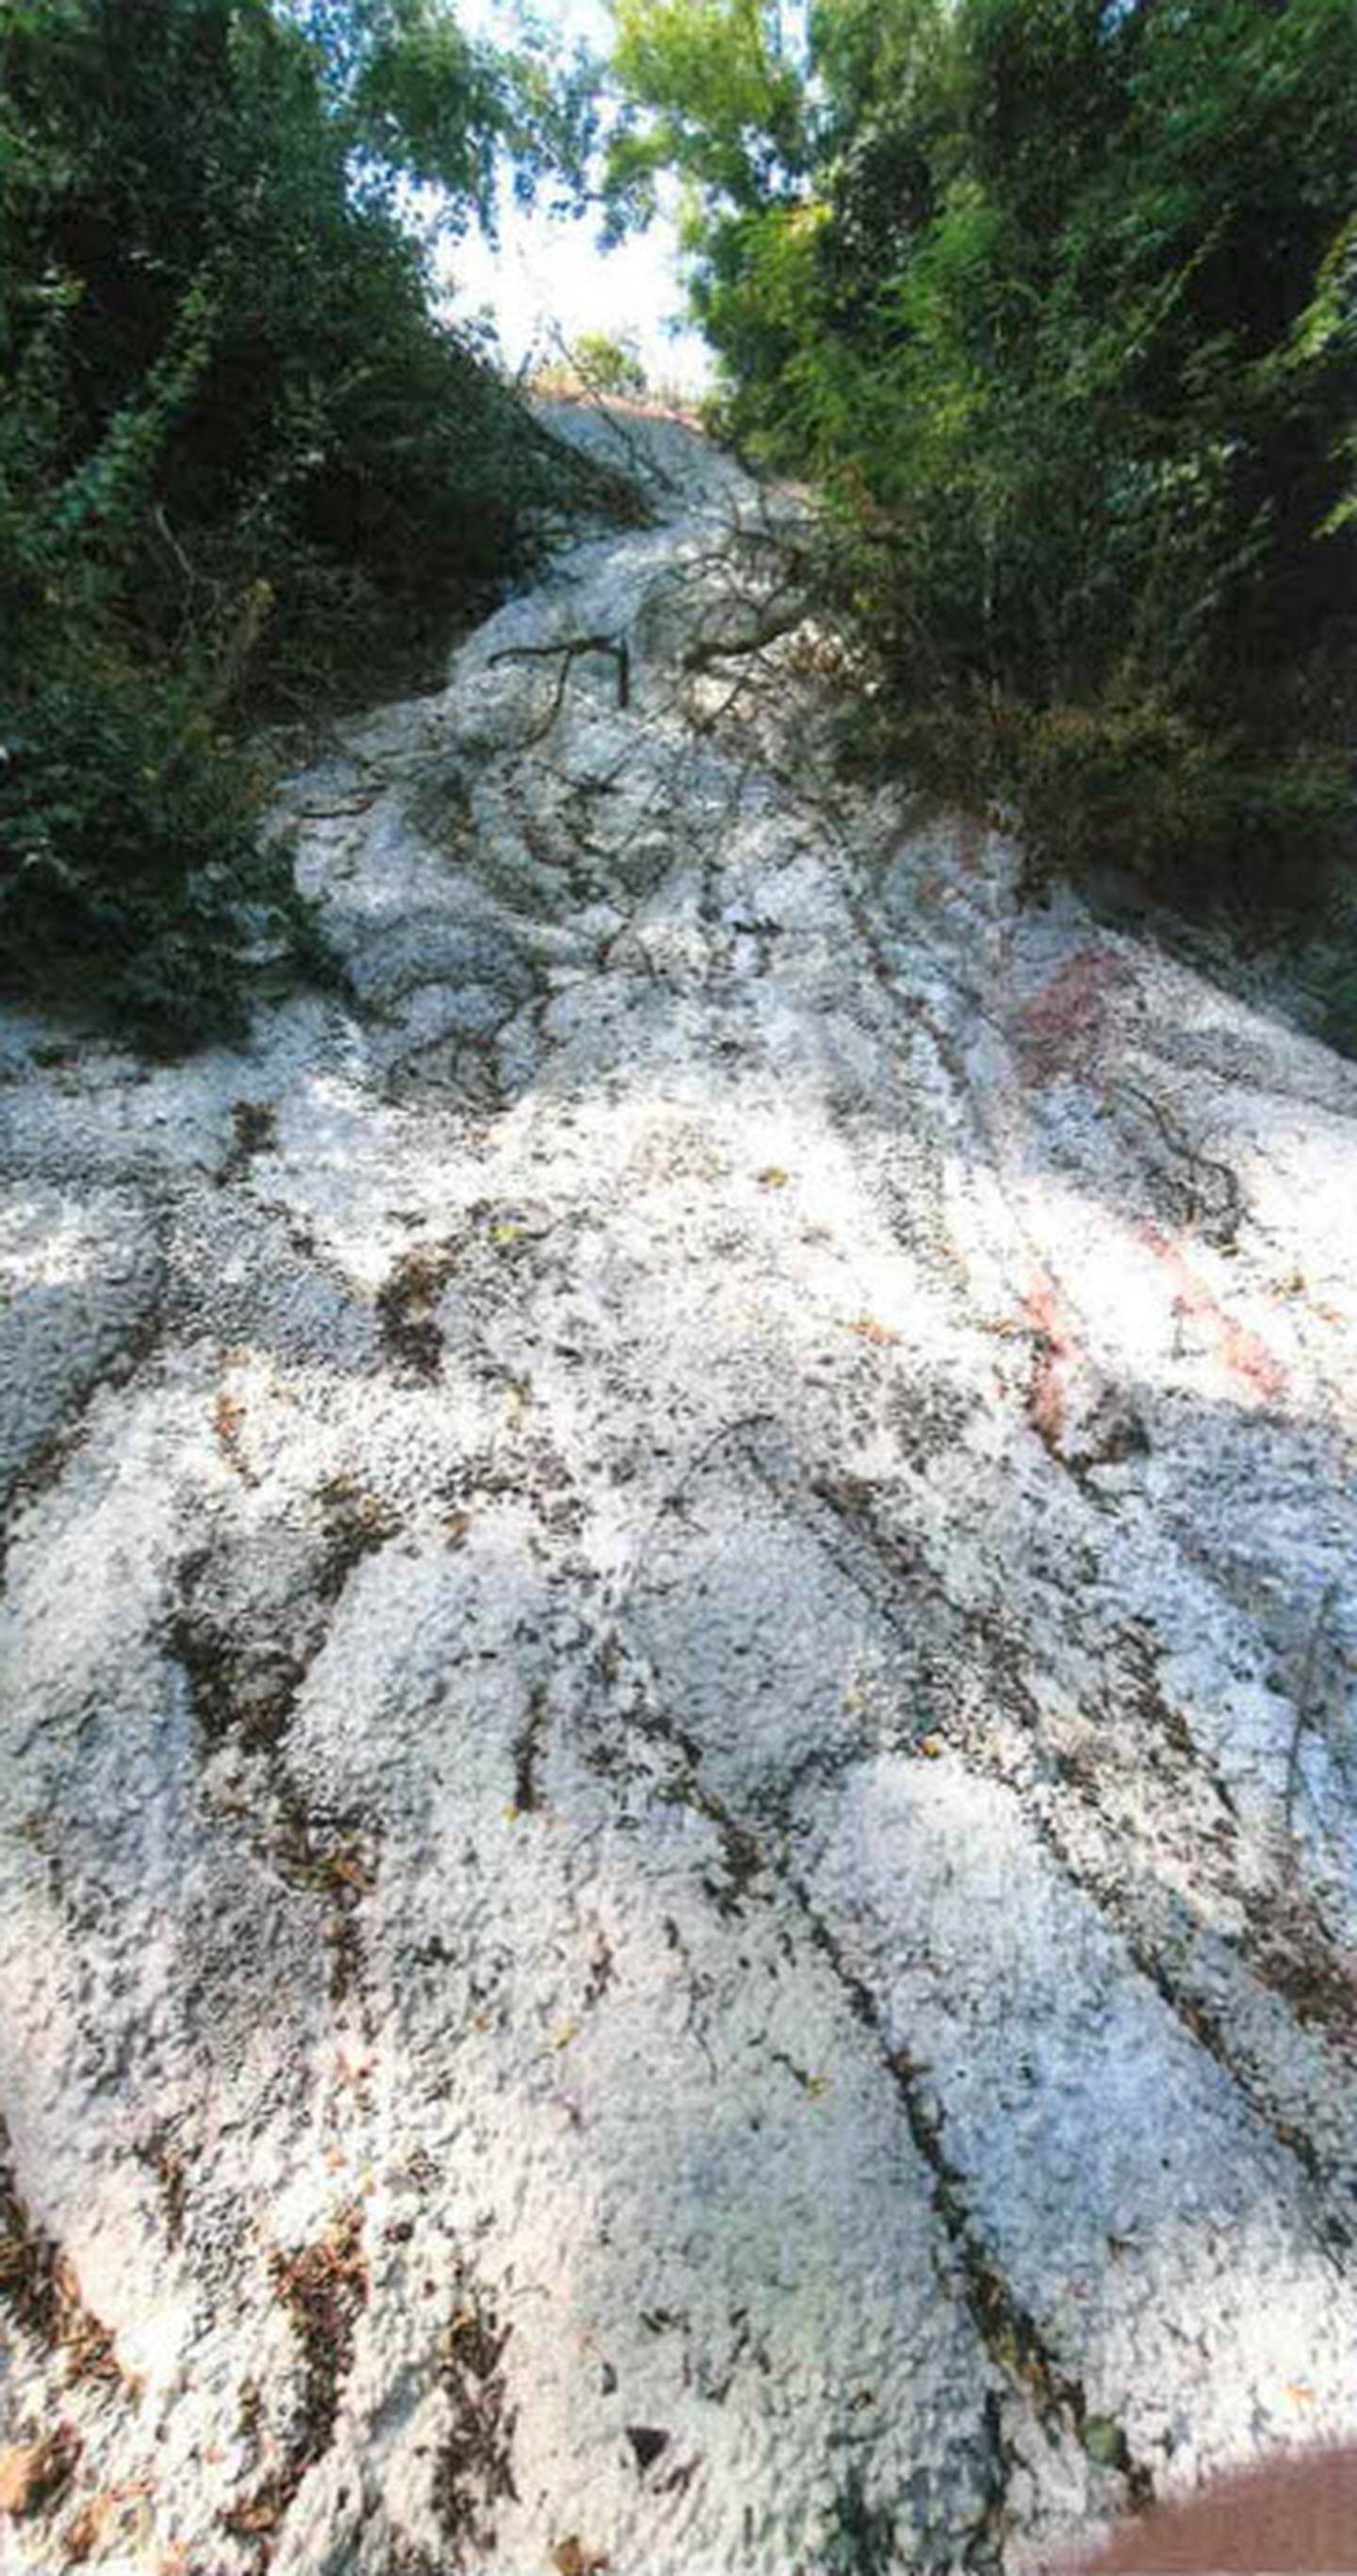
xmin=607 ymin=0 xmax=807 ymax=220
xmin=604 ymin=0 xmax=813 ymax=441
xmin=0 ymin=0 xmax=593 ymax=1044
xmin=571 ymin=332 xmax=648 ymax=398
xmin=610 ymin=0 xmax=1357 ymax=921
xmin=303 ymin=0 xmax=597 ymax=218
xmin=853 ymin=685 xmax=1351 ymax=902
xmin=0 ymin=655 xmax=319 ymax=1049
xmin=1314 ymin=950 xmax=1357 ymax=1055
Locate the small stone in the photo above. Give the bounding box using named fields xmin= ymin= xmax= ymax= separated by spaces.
xmin=626 ymin=2425 xmax=670 ymax=2472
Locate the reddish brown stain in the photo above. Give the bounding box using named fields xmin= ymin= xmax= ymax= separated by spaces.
xmin=1016 ymin=949 xmax=1136 ymax=1083
xmin=1022 ymin=1275 xmax=1078 ymax=1452
xmin=1140 ymin=1224 xmax=1284 ymax=1403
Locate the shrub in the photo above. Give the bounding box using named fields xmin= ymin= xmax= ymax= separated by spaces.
xmin=0 ymin=0 xmax=599 ymax=1042
xmin=609 ymin=0 xmax=1357 ymax=927
xmin=0 ymin=653 xmax=324 ymax=1049
xmin=572 ymin=332 xmax=648 ymax=398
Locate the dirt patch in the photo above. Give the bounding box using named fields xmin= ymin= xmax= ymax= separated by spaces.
xmin=377 ymin=1241 xmax=462 ymax=1379
xmin=171 ymin=1476 xmax=397 ymax=1749
xmin=0 ymin=2425 xmax=82 ymax=2519
xmin=1243 ymin=1883 xmax=1357 ymax=2059
xmin=316 ymin=1473 xmax=401 ymax=1602
xmin=170 ymin=1590 xmax=309 ymax=1752
xmin=135 ymin=2128 xmax=188 ymax=2249
xmin=433 ymin=2276 xmax=518 ymax=2568
xmin=0 ymin=2127 xmax=123 ymax=2389
xmin=222 ymin=2204 xmax=368 ymax=2558
xmin=273 ymin=1799 xmax=377 ymax=2005
xmin=218 ymin=1099 xmax=278 ymax=1187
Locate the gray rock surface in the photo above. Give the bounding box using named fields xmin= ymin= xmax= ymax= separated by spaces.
xmin=1 ymin=405 xmax=1356 ymax=2575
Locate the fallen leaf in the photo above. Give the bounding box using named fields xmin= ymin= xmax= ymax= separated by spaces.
xmin=492 ymin=1221 xmax=524 ymax=1245
xmin=553 ymin=2023 xmax=578 ymax=2051
xmin=552 ymin=2538 xmax=611 ymax=2576
xmin=444 ymin=1508 xmax=472 ymax=1547
xmin=626 ymin=2425 xmax=670 ymax=2472
xmin=0 ymin=2428 xmax=81 ymax=2518
xmin=1080 ymin=2416 xmax=1128 ymax=2469
xmin=223 ymin=2492 xmax=282 ymax=2535
xmin=804 ymin=2074 xmax=828 ymax=2099
xmin=1285 ymin=2381 xmax=1316 ymax=2405
xmin=848 ymin=1315 xmax=901 ymax=1347
xmin=0 ymin=2452 xmax=38 ymax=2517
xmin=918 ymin=1735 xmax=944 ymax=1759
xmin=757 ymin=1166 xmax=790 ymax=1188
xmin=213 ymin=1390 xmax=246 ymax=1446
xmin=62 ymin=2495 xmax=112 ymax=2563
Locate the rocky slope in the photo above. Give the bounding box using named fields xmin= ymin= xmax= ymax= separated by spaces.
xmin=1 ymin=401 xmax=1356 ymax=2576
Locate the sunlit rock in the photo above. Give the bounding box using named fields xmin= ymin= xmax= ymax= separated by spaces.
xmin=1 ymin=406 xmax=1355 ymax=2575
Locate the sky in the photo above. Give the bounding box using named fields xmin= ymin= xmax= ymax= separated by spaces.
xmin=436 ymin=0 xmax=716 ymax=396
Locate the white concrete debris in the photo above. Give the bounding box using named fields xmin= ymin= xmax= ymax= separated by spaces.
xmin=1 ymin=399 xmax=1356 ymax=2576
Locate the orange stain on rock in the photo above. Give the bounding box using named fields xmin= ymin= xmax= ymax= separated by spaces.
xmin=1022 ymin=1275 xmax=1078 ymax=1452
xmin=1015 ymin=948 xmax=1136 ymax=1083
xmin=1140 ymin=1224 xmax=1284 ymax=1403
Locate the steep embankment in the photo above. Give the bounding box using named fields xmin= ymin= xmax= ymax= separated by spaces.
xmin=2 ymin=405 xmax=1356 ymax=2575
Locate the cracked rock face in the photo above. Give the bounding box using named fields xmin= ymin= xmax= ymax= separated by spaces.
xmin=2 ymin=404 xmax=1357 ymax=2575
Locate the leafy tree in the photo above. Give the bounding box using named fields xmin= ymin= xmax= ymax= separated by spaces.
xmin=302 ymin=0 xmax=598 ymax=218
xmin=0 ymin=0 xmax=599 ymax=1041
xmin=609 ymin=0 xmax=1357 ymax=914
xmin=607 ymin=0 xmax=808 ymax=220
xmin=573 ymin=332 xmax=648 ymax=397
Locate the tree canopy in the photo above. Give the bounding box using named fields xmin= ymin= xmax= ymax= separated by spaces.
xmin=0 ymin=0 xmax=595 ymax=1040
xmin=608 ymin=0 xmax=1357 ymax=917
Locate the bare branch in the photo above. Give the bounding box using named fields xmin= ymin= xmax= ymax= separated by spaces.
xmin=486 ymin=632 xmax=631 ymax=742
